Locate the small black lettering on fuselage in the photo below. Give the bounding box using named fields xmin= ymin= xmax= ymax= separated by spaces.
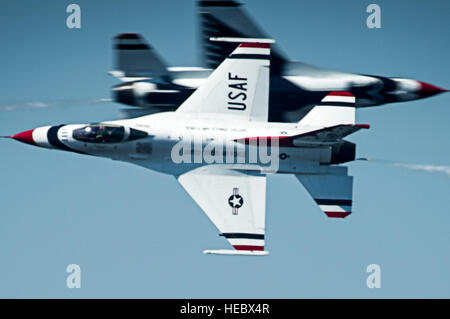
xmin=227 ymin=73 xmax=247 ymax=111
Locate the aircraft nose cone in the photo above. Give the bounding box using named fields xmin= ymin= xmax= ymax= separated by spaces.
xmin=418 ymin=81 xmax=448 ymax=96
xmin=11 ymin=129 xmax=37 ymax=146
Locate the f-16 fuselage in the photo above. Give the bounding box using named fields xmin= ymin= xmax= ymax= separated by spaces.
xmin=113 ymin=64 xmax=447 ymax=122
xmin=7 ymin=111 xmax=358 ymax=176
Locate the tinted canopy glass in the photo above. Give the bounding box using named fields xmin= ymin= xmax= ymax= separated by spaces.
xmin=73 ymin=124 xmax=125 ymax=143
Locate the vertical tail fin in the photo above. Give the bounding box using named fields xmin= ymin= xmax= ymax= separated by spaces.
xmin=299 ymin=91 xmax=356 ymax=127
xmin=113 ymin=33 xmax=169 ymax=78
xmin=176 ymin=38 xmax=273 ymax=122
xmin=197 ymin=0 xmax=287 ymax=75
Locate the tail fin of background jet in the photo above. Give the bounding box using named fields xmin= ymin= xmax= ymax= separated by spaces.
xmin=112 ymin=33 xmax=169 ymax=80
xmin=298 ymin=92 xmax=356 ymax=127
xmin=197 ymin=0 xmax=287 ymax=75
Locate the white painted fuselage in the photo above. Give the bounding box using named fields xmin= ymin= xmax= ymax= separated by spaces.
xmin=33 ymin=112 xmax=338 ymax=177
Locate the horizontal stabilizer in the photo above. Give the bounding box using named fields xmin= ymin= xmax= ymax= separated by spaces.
xmin=293 ymin=124 xmax=370 ymax=144
xmin=296 ymin=171 xmax=353 ymax=218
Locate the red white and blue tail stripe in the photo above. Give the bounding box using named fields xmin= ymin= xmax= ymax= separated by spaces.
xmin=299 ymin=91 xmax=356 ymax=127
xmin=318 ymin=91 xmax=356 ymax=107
xmin=228 ymin=42 xmax=271 ymax=61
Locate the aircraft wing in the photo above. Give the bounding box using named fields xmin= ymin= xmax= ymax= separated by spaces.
xmin=177 ymin=167 xmax=268 ymax=255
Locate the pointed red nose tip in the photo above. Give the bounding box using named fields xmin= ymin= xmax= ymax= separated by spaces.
xmin=418 ymin=81 xmax=448 ymax=95
xmin=11 ymin=129 xmax=37 ymax=146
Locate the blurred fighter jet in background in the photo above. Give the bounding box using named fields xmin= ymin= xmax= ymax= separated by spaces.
xmin=110 ymin=0 xmax=447 ymax=122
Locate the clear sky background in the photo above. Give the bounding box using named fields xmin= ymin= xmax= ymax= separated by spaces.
xmin=0 ymin=0 xmax=449 ymax=298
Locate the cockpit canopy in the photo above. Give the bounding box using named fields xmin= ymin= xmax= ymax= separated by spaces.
xmin=73 ymin=124 xmax=124 ymax=143
xmin=73 ymin=124 xmax=148 ymax=144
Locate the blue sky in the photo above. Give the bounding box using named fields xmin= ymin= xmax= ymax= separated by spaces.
xmin=0 ymin=0 xmax=449 ymax=298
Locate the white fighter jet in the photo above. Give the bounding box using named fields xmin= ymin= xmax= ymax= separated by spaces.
xmin=5 ymin=38 xmax=370 ymax=255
